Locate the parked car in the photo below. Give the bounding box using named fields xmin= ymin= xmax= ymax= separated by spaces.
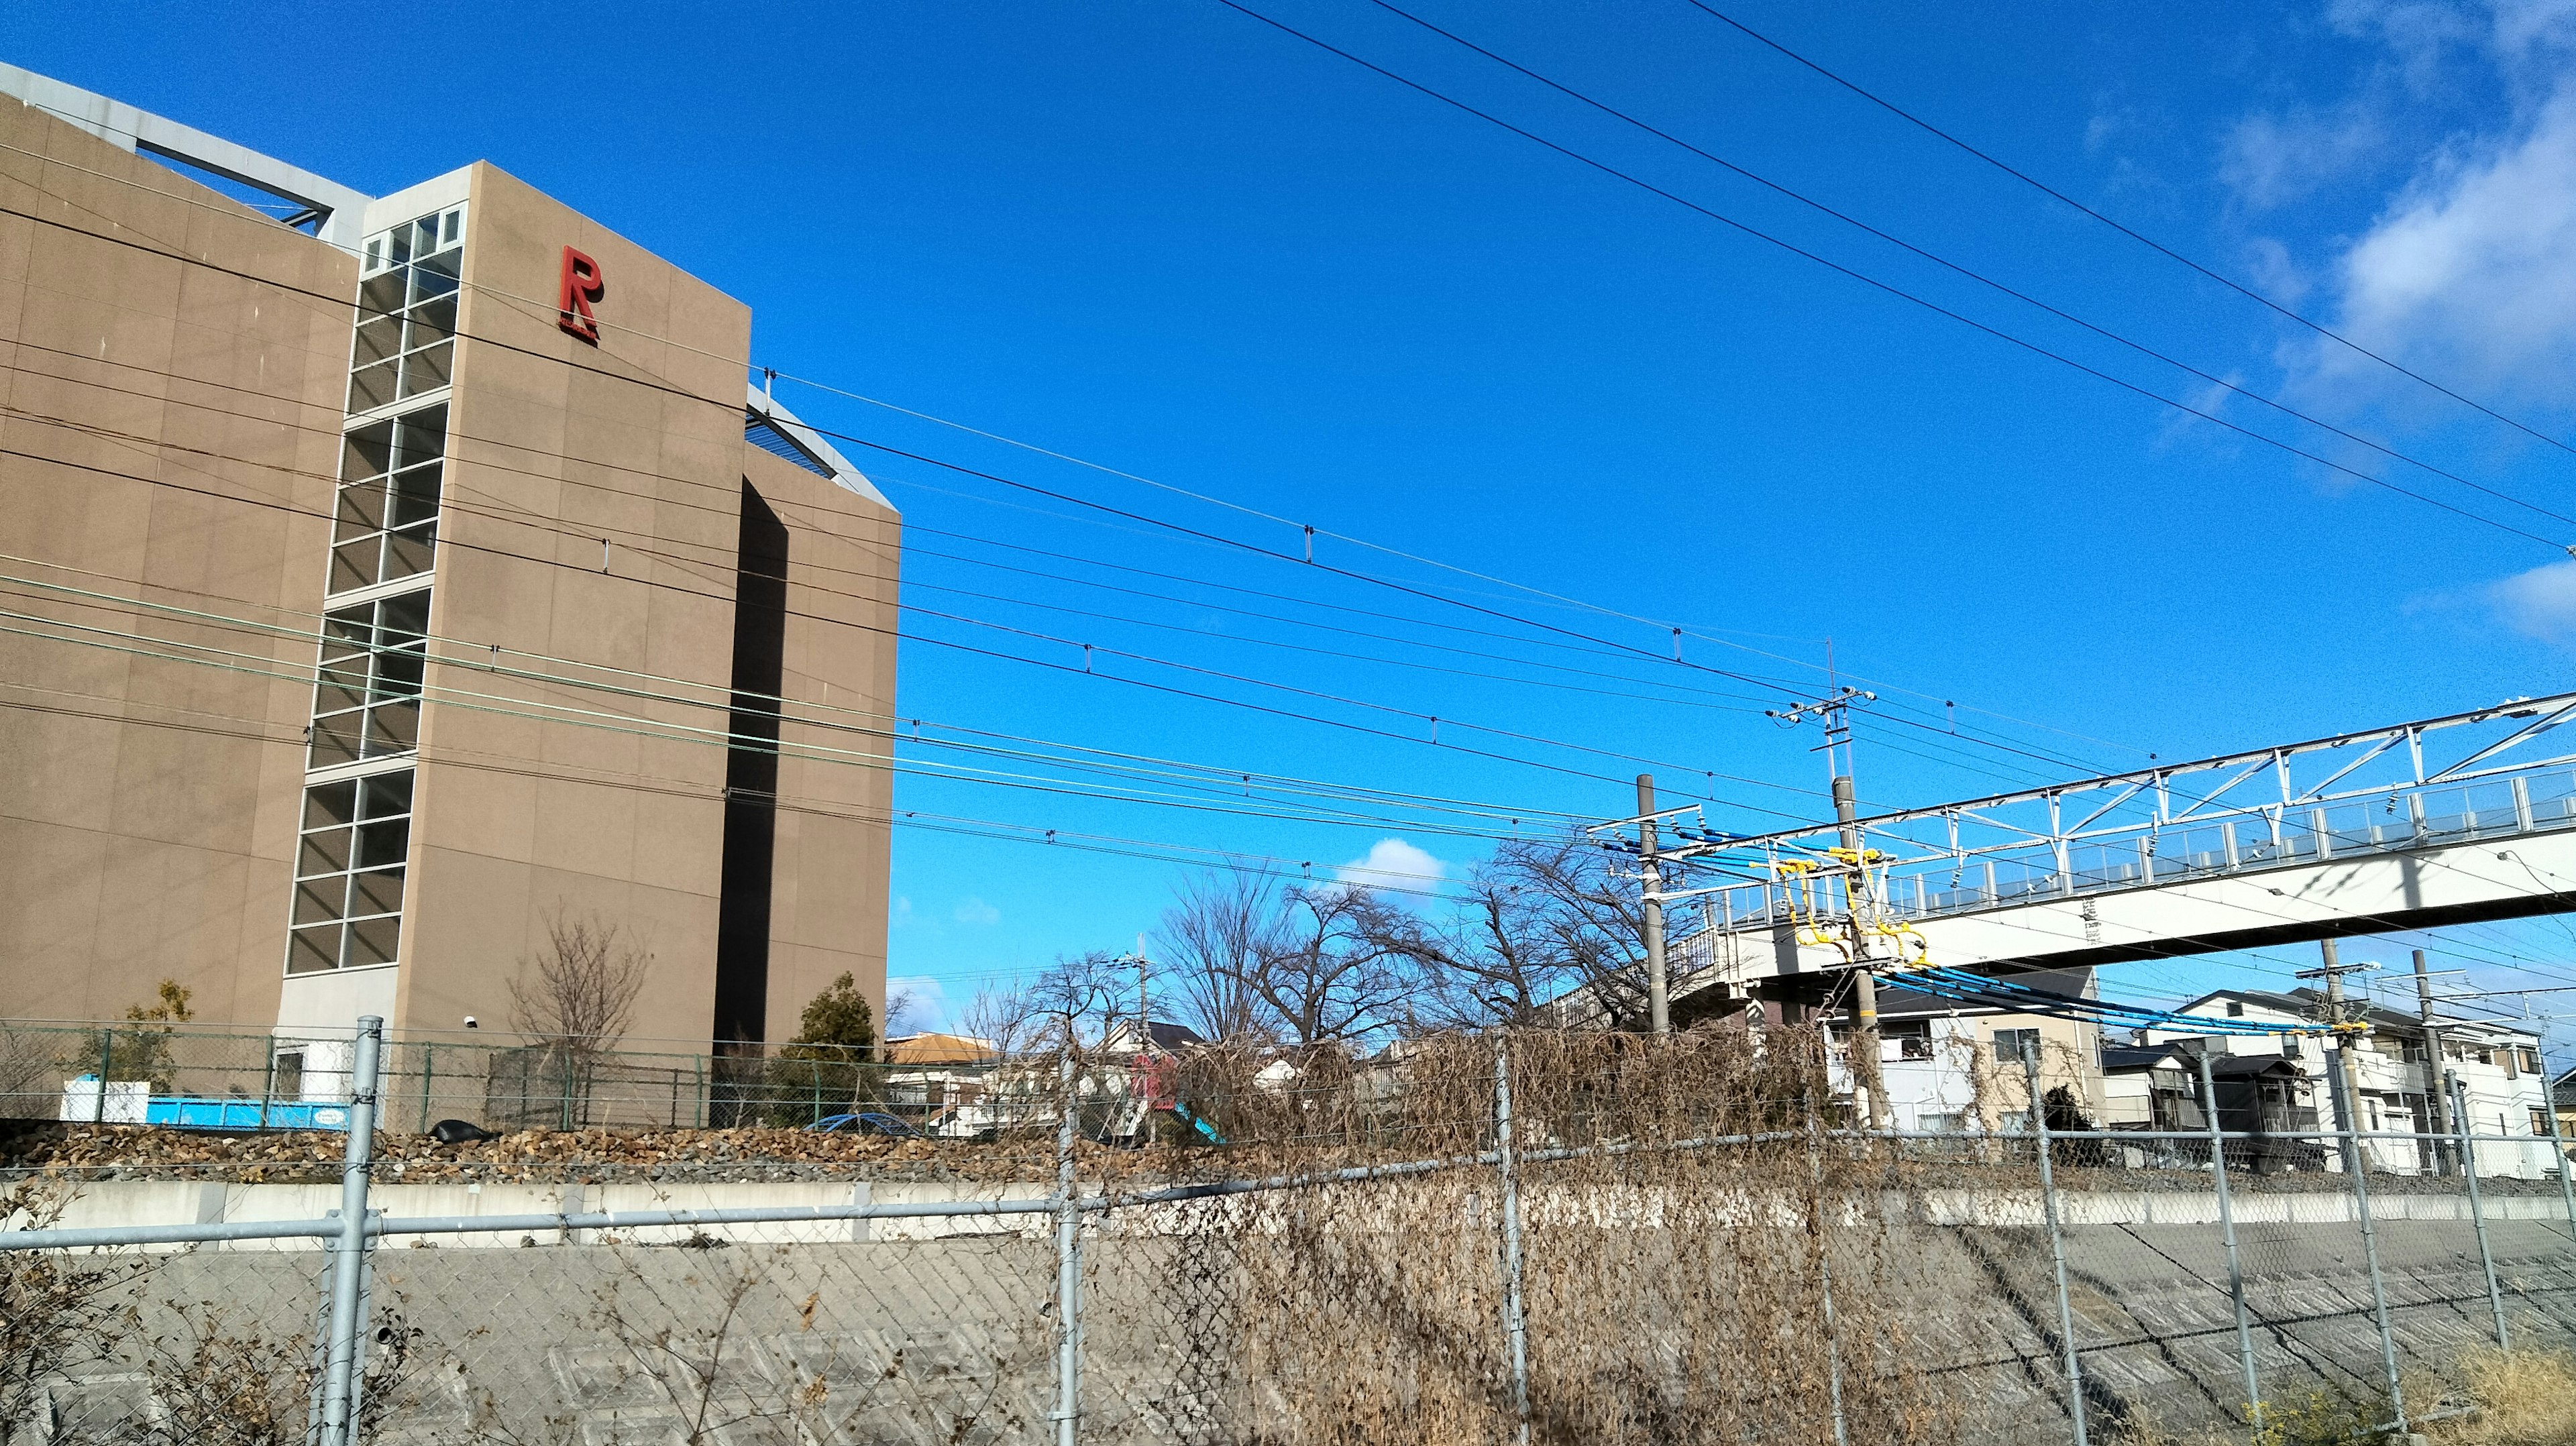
xmin=804 ymin=1111 xmax=922 ymax=1138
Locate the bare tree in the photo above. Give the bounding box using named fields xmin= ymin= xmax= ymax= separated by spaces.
xmin=1365 ymin=834 xmax=1654 ymax=1032
xmin=1152 ymin=865 xmax=1286 ymax=1044
xmin=956 ymin=981 xmax=1038 ymax=1060
xmin=1388 ymin=854 xmax=1582 ymax=1031
xmin=508 ymin=911 xmax=651 ymax=1052
xmin=883 ymin=985 xmax=920 ymax=1039
xmin=1244 ymin=884 xmax=1422 ymax=1051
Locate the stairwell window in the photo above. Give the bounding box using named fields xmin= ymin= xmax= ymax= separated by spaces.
xmin=286 ymin=769 xmax=413 ymax=973
xmin=351 ymin=206 xmax=465 ymax=412
xmin=330 ymin=406 xmax=445 ymax=594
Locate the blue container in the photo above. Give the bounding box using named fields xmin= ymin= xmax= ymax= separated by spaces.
xmin=143 ymin=1096 xmax=351 ymax=1131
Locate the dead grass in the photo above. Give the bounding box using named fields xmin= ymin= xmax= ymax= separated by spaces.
xmin=2433 ymin=1346 xmax=2576 ymax=1446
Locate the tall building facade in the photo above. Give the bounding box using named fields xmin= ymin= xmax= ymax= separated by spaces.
xmin=0 ymin=68 xmax=899 ymax=1054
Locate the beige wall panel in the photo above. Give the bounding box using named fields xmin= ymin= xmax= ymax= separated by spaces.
xmin=0 ymin=100 xmax=345 ymax=1025
xmin=402 ymin=162 xmax=754 ymax=1045
xmin=399 ymin=846 xmax=721 ymax=1048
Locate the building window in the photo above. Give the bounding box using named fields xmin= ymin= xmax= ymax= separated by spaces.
xmin=350 ymin=207 xmax=465 ymax=413
xmin=2522 ymin=1048 xmax=2544 ymax=1075
xmin=309 ymin=590 xmax=430 ymax=768
xmin=288 ymin=769 xmax=412 ymax=973
xmin=2225 ymin=1001 xmax=2245 ymax=1017
xmin=330 ymin=405 xmax=445 ymax=595
xmin=2284 ymin=1034 xmax=2302 ymax=1059
xmin=1992 ymin=1027 xmax=2041 ymax=1066
xmin=2534 ymin=1108 xmax=2553 ymax=1137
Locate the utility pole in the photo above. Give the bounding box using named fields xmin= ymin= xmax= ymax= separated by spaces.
xmin=1134 ymin=934 xmax=1149 ymax=1052
xmin=1768 ymin=683 xmax=1882 ymax=1124
xmin=1836 ymin=769 xmax=1882 ymax=1129
xmin=2413 ymin=948 xmax=2451 ymax=1175
xmin=2302 ymin=938 xmax=2373 ymax=1172
xmin=1638 ymin=774 xmax=1668 ymax=1037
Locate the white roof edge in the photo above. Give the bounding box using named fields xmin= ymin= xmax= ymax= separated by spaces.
xmin=745 ymin=384 xmax=896 ymax=513
xmin=0 ymin=62 xmax=374 ymax=249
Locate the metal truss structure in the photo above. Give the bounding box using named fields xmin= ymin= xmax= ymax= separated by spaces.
xmin=1615 ymin=692 xmax=2576 ymax=999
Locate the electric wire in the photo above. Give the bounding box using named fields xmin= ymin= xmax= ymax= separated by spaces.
xmin=1673 ymin=0 xmax=2576 ymax=460
xmin=1 ymin=184 xmax=2109 ymax=791
xmin=1205 ymin=0 xmax=2567 ymax=551
xmin=1366 ymin=0 xmax=2576 ymax=531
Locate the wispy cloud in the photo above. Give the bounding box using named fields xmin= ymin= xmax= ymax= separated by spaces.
xmin=2485 ymin=557 xmax=2576 ymax=641
xmin=953 ymin=897 xmax=1001 ymax=927
xmin=885 ymin=975 xmax=950 ymax=1034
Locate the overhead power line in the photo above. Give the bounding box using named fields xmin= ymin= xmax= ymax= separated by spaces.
xmin=1673 ymin=0 xmax=2576 ymax=460
xmin=1207 ymin=0 xmax=2566 ymax=552
xmin=1363 ymin=0 xmax=2576 ymax=531
xmin=5 ymin=180 xmax=2125 ymax=792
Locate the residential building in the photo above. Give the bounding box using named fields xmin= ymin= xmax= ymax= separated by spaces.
xmin=2145 ymin=987 xmax=2554 ymax=1178
xmin=1826 ymin=968 xmax=2105 ymax=1132
xmin=0 ymin=68 xmax=899 ymax=1072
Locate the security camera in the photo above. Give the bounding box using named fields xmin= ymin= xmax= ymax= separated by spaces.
xmin=463 ymin=1015 xmax=478 ymax=1030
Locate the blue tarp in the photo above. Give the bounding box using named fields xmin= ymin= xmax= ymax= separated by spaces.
xmin=140 ymin=1096 xmax=351 ymax=1131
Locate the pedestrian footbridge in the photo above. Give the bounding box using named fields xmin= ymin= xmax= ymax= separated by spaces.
xmin=1651 ymin=693 xmax=2576 ymax=1002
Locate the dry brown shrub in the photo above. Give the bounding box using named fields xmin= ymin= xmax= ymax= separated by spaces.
xmin=1089 ymin=1023 xmax=1962 ymax=1445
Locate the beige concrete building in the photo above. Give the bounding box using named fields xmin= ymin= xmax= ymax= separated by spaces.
xmin=0 ymin=67 xmax=898 ymax=1059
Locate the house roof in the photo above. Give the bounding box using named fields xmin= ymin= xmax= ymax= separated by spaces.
xmin=1105 ymin=1018 xmax=1208 ymax=1053
xmin=885 ymin=1032 xmax=994 ymax=1066
xmin=2173 ymin=986 xmax=2540 ymax=1042
xmin=2102 ymin=1044 xmax=2193 ymax=1074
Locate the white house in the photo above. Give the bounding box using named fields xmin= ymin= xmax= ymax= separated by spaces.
xmin=2144 ymin=986 xmax=2554 ymax=1179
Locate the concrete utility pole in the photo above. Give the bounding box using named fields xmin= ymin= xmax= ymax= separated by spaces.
xmin=1836 ymin=771 xmax=1884 ymax=1129
xmin=2413 ymin=948 xmax=2452 ymax=1174
xmin=1134 ymin=934 xmax=1149 ymax=1052
xmin=2310 ymin=938 xmax=2371 ymax=1168
xmin=1639 ymin=774 xmax=1669 ymax=1037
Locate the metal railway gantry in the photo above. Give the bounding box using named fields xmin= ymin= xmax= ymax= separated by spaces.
xmin=1601 ymin=691 xmax=2576 ymax=1023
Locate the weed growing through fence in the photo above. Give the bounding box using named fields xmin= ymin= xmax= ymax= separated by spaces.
xmin=1083 ymin=1023 xmax=1966 ymax=1445
xmin=0 ymin=1183 xmax=140 ymax=1441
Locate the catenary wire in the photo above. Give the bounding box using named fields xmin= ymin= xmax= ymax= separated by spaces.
xmin=1672 ymin=0 xmax=2576 ymax=460
xmin=1203 ymin=1 xmax=2567 ymax=551
xmin=1 ymin=184 xmax=2109 ymax=787
xmin=1365 ymin=0 xmax=2576 ymax=530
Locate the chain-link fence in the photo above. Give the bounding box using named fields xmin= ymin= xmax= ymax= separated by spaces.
xmin=0 ymin=1019 xmax=1038 ymax=1135
xmin=8 ymin=1021 xmax=2576 ymax=1444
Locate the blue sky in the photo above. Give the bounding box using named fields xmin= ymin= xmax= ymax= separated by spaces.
xmin=15 ymin=1 xmax=2576 ymax=1047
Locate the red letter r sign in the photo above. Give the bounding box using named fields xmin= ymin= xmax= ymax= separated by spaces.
xmin=559 ymin=245 xmax=604 ymax=343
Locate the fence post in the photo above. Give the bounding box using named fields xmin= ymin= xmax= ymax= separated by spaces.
xmin=318 ymin=1016 xmax=382 ymax=1446
xmin=95 ymin=1027 xmax=113 ymax=1122
xmin=2449 ymin=1070 xmax=2510 ymax=1349
xmin=417 ymin=1044 xmax=434 ymax=1133
xmin=1052 ymin=1044 xmax=1081 ymax=1446
xmin=2326 ymin=1048 xmax=2407 ymax=1433
xmin=2022 ymin=1046 xmax=2088 ymax=1446
xmin=2196 ymin=1053 xmax=2260 ymax=1427
xmin=1801 ymin=1091 xmax=1851 ymax=1446
xmin=2545 ymin=1087 xmax=2576 ymax=1249
xmin=1493 ymin=1036 xmax=1532 ymax=1446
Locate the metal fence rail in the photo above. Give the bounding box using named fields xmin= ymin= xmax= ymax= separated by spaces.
xmin=7 ymin=1025 xmax=2576 ymax=1444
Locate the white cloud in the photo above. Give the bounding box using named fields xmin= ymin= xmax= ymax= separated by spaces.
xmin=2219 ymin=104 xmax=2385 ymax=210
xmin=2487 ymin=557 xmax=2576 ymax=640
xmin=2298 ymin=80 xmax=2576 ymax=409
xmin=953 ymin=897 xmax=1001 ymax=926
xmin=1336 ymin=838 xmax=1447 ymax=892
xmin=885 ymin=975 xmax=949 ymax=1034
xmin=890 ymin=895 xmax=917 ymax=928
